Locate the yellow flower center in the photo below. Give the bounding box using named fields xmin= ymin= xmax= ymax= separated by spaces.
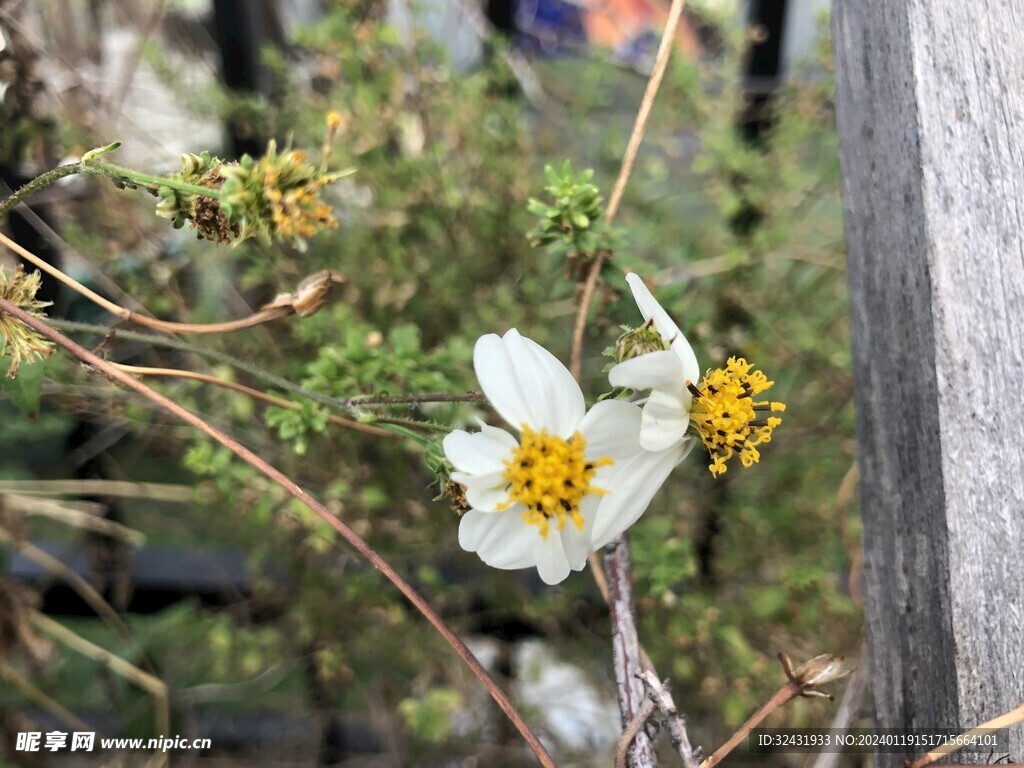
xmin=501 ymin=426 xmax=613 ymax=539
xmin=687 ymin=356 xmax=785 ymax=477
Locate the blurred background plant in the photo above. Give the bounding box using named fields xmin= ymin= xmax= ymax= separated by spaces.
xmin=0 ymin=0 xmax=858 ymax=765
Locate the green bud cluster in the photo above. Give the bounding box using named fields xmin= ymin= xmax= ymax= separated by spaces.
xmin=526 ymin=161 xmax=607 ymax=263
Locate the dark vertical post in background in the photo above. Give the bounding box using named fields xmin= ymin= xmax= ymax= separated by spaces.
xmin=211 ymin=0 xmax=277 ymax=158
xmin=833 ymin=2 xmax=1024 ymax=764
xmin=740 ymin=0 xmax=788 ymax=141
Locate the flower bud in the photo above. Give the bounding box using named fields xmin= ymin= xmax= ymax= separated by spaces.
xmin=614 ymin=319 xmax=670 ymax=363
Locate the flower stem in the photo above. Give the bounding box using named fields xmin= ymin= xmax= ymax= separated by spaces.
xmin=0 ymin=156 xmax=220 ymax=225
xmin=344 ymin=391 xmax=485 ymax=407
xmin=0 ymin=297 xmax=556 ymax=768
xmin=83 ymin=159 xmax=220 ymax=198
xmin=112 ymin=363 xmax=397 ymax=439
xmin=0 ymin=231 xmax=290 ymax=333
xmin=50 ymin=319 xmax=461 ymax=426
xmin=700 ymin=683 xmax=799 ymax=768
xmin=570 ymin=0 xmax=689 ymax=379
xmin=367 ymin=415 xmax=450 ymax=434
xmin=0 ymin=163 xmax=83 ymax=221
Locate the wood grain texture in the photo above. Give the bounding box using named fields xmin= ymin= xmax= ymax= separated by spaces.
xmin=833 ymin=1 xmax=1024 ymax=764
xmin=605 ymin=537 xmax=658 ymax=766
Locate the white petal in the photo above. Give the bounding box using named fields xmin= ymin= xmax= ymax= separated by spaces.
xmin=639 ymin=389 xmax=692 ymax=452
xmin=670 ymin=335 xmax=701 ymax=385
xmin=454 ymin=471 xmax=509 ymax=512
xmin=577 ymin=399 xmax=643 ymax=463
xmin=474 ymin=330 xmax=584 ymax=436
xmin=560 ymin=499 xmax=597 ymax=570
xmin=625 ymin=273 xmax=701 ymax=384
xmin=458 ymin=509 xmax=536 ymax=569
xmin=534 ymin=533 xmax=572 ymax=585
xmin=443 ymin=427 xmax=515 ymax=475
xmin=609 ymin=351 xmax=685 ymax=392
xmin=590 ymin=440 xmax=693 ymax=549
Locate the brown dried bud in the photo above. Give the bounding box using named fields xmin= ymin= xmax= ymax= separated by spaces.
xmin=779 ymin=652 xmax=850 ymax=697
xmin=261 ymin=270 xmax=345 ymax=318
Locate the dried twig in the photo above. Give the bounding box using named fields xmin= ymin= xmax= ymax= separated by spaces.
xmin=603 ymin=0 xmax=689 ymax=226
xmin=3 ymin=493 xmax=146 ymax=547
xmin=0 ymin=659 xmax=93 ymax=733
xmin=640 ymin=670 xmax=701 ymax=768
xmin=906 ymin=702 xmax=1024 ymax=768
xmin=605 ymin=536 xmax=658 ymax=767
xmin=0 ymin=297 xmax=557 ymax=768
xmin=31 ymin=611 xmax=169 ymax=759
xmin=0 ymin=232 xmax=299 ymax=334
xmin=616 ymin=697 xmax=658 ymax=768
xmin=701 ymin=653 xmax=850 ymax=768
xmin=0 ymin=526 xmax=139 ymax=649
xmin=0 ymin=479 xmax=194 ymax=502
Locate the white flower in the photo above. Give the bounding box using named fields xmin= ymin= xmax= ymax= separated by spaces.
xmin=444 ymin=329 xmax=683 ymax=585
xmin=609 ymin=273 xmax=701 ymax=455
xmin=609 ymin=273 xmax=785 ymax=477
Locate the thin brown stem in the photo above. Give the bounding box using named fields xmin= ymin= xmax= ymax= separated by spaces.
xmin=0 ymin=298 xmax=556 ymax=768
xmin=569 ymin=250 xmax=610 ymax=380
xmin=0 ymin=231 xmax=294 ymax=333
xmin=113 ymin=363 xmax=396 ymax=439
xmin=604 ymin=0 xmax=690 ymax=225
xmin=570 ymin=0 xmax=688 ymax=375
xmin=700 ymin=683 xmax=800 ymax=768
xmin=616 ymin=697 xmax=658 ymax=768
xmin=906 ymin=702 xmax=1024 ymax=768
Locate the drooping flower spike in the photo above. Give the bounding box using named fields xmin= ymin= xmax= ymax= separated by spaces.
xmin=444 ymin=329 xmax=682 ymax=584
xmin=610 ymin=273 xmax=785 ymax=477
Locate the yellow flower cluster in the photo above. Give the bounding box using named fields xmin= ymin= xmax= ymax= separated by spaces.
xmin=688 ymin=356 xmax=785 ymax=476
xmin=251 ymin=145 xmax=337 ymax=247
xmin=500 ymin=426 xmax=613 ymax=539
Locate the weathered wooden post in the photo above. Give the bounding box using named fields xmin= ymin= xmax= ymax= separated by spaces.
xmin=832 ymin=2 xmax=1024 ymax=764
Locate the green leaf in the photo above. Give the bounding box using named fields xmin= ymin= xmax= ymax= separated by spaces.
xmin=0 ymin=358 xmax=44 ymax=419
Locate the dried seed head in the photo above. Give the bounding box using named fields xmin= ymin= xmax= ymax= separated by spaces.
xmin=0 ymin=266 xmax=53 ymax=377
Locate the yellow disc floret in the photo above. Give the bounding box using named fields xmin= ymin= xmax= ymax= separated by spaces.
xmin=687 ymin=357 xmax=785 ymax=477
xmin=502 ymin=426 xmax=614 ymax=539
